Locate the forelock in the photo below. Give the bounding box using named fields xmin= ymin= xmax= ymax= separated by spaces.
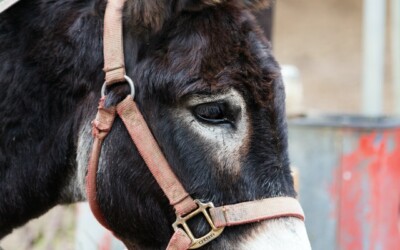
xmin=130 ymin=4 xmax=279 ymax=110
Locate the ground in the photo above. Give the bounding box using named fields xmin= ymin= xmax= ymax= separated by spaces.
xmin=0 ymin=206 xmax=75 ymax=249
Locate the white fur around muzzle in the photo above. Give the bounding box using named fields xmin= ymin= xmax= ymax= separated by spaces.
xmin=238 ymin=217 xmax=311 ymax=250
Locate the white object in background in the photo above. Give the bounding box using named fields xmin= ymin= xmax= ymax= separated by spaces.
xmin=291 ymin=166 xmax=300 ymax=194
xmin=362 ymin=0 xmax=386 ymax=116
xmin=392 ymin=0 xmax=400 ymax=114
xmin=0 ymin=0 xmax=20 ymax=13
xmin=281 ymin=65 xmax=304 ymax=116
xmin=75 ymin=202 xmax=125 ymax=250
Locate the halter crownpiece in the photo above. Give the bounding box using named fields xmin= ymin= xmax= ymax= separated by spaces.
xmin=102 ymin=0 xmax=126 ymax=84
xmin=86 ymin=0 xmax=306 ymax=249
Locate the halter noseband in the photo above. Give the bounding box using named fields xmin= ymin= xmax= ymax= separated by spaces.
xmin=86 ymin=0 xmax=305 ymax=249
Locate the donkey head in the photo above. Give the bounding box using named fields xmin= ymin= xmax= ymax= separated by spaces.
xmin=0 ymin=0 xmax=309 ymax=246
xmin=71 ymin=1 xmax=311 ymax=249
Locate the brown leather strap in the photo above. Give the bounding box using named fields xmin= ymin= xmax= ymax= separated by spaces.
xmin=209 ymin=197 xmax=305 ymax=228
xmin=86 ymin=97 xmax=117 ymax=230
xmin=116 ymin=96 xmax=198 ymax=216
xmin=166 ymin=229 xmax=192 ymax=250
xmin=103 ymin=0 xmax=127 ymax=85
xmin=167 ymin=197 xmax=305 ymax=250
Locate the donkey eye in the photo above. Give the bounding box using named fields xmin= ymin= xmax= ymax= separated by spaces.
xmin=192 ymin=102 xmax=233 ymax=125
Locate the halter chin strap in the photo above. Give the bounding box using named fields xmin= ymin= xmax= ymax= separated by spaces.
xmin=86 ymin=0 xmax=305 ymax=249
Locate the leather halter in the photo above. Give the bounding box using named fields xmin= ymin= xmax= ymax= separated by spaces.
xmin=86 ymin=0 xmax=305 ymax=249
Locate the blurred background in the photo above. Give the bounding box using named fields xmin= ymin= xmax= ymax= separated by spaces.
xmin=275 ymin=0 xmax=397 ymax=116
xmin=1 ymin=0 xmax=399 ymax=249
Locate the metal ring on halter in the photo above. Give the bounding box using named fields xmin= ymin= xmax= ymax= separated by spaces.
xmin=101 ymin=75 xmax=135 ymax=99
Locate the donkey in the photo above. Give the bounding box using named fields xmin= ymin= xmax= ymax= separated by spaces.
xmin=0 ymin=0 xmax=311 ymax=249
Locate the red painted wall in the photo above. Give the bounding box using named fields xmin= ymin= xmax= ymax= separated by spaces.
xmin=334 ymin=129 xmax=400 ymax=250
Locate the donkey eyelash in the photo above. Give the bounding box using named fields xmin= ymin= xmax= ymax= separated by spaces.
xmin=191 ymin=101 xmax=237 ymax=127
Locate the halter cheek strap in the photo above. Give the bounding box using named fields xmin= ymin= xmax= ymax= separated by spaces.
xmin=86 ymin=98 xmax=116 ymax=230
xmin=116 ymin=98 xmax=198 ymax=216
xmin=86 ymin=0 xmax=305 ymax=249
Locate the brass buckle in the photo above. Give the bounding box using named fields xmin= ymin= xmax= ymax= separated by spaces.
xmin=172 ymin=200 xmax=224 ymax=249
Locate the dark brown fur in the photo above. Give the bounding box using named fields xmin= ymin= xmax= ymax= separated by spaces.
xmin=0 ymin=0 xmax=295 ymax=249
